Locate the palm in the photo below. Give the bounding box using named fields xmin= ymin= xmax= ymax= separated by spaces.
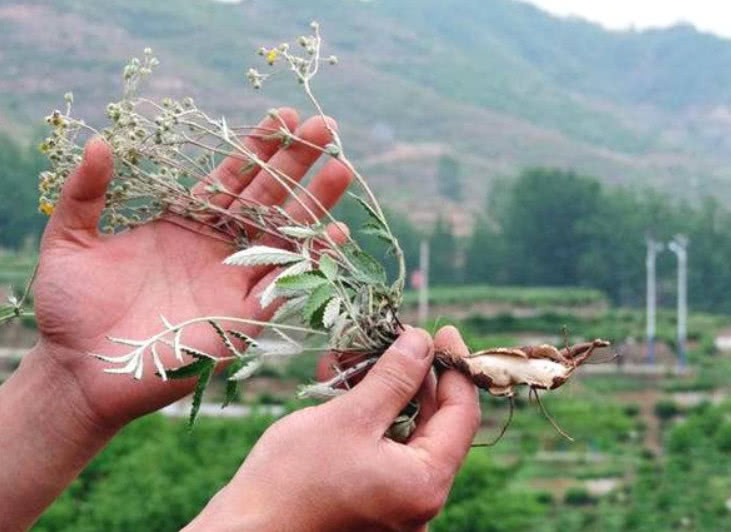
xmin=36 ymin=220 xmax=256 ymax=419
xmin=33 ymin=111 xmax=351 ymax=425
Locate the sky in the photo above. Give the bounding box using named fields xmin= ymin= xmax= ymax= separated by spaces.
xmin=524 ymin=0 xmax=731 ymax=39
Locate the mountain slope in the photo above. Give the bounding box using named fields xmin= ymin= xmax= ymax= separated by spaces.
xmin=2 ymin=0 xmax=731 ymax=230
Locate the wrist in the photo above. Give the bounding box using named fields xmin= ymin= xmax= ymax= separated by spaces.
xmin=183 ymin=491 xmax=274 ymax=532
xmin=184 ymin=480 xmax=328 ymax=532
xmin=0 ymin=341 xmax=119 ymax=529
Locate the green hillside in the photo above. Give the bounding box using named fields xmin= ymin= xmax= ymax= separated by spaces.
xmin=3 ymin=0 xmax=731 ymax=222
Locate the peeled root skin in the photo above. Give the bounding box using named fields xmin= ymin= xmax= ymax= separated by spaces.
xmin=435 ymin=339 xmax=610 ymax=397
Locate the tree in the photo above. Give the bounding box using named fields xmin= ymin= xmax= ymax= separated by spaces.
xmin=437 ymin=154 xmax=463 ymax=202
xmin=498 ymin=168 xmax=601 ymax=286
xmin=429 ymin=216 xmax=458 ymax=285
xmin=463 ymin=215 xmax=506 ymax=284
xmin=0 ymin=132 xmax=47 ymax=249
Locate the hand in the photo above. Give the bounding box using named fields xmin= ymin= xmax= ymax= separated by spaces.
xmin=32 ymin=108 xmax=351 ymax=429
xmin=186 ymin=326 xmax=481 ymax=532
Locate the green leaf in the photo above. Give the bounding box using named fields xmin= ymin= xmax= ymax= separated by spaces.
xmin=349 ymin=192 xmax=387 ymax=231
xmin=227 ymin=329 xmax=257 ymax=347
xmin=271 ymin=294 xmax=308 ymax=323
xmin=318 ymin=254 xmax=338 ymax=281
xmin=304 ymin=284 xmax=334 ymax=326
xmin=189 ymin=359 xmax=215 ymax=428
xmin=222 ymin=358 xmax=246 ymax=408
xmin=309 ymin=301 xmax=329 ymax=330
xmin=208 ymin=320 xmax=240 ymax=357
xmin=166 ymin=358 xmax=212 ymax=379
xmin=276 ymin=271 xmax=327 ymax=291
xmin=361 ymin=222 xmax=394 ymax=244
xmin=343 ymin=245 xmax=387 ymax=285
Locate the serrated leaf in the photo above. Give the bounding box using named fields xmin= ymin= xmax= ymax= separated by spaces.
xmin=329 ymin=312 xmax=350 ymax=347
xmin=349 ymin=192 xmax=387 ymax=231
xmin=208 ymin=320 xmax=240 ymax=357
xmin=180 ymin=345 xmax=211 ymax=360
xmin=319 ymin=254 xmax=338 ymax=281
xmin=222 ymin=358 xmax=246 ymax=408
xmin=271 ymin=294 xmax=308 ymax=322
xmin=342 ymin=245 xmax=387 ymax=284
xmin=189 ymin=359 xmax=215 ymax=428
xmin=278 ymin=225 xmax=320 ymax=239
xmin=250 ymin=334 xmax=303 ymax=356
xmin=166 ymin=358 xmax=213 ymax=379
xmin=276 ymin=271 xmax=327 ymax=291
xmin=303 ymin=284 xmax=334 ymax=325
xmin=322 ymin=296 xmax=342 ymax=328
xmin=361 ymin=222 xmax=394 ymax=244
xmin=228 ymin=358 xmax=262 ymax=381
xmin=224 ymin=246 xmax=304 ymax=267
xmin=227 ymin=329 xmax=258 ymax=347
xmin=260 ymin=260 xmax=311 ymax=308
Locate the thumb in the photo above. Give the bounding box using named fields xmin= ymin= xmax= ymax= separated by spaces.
xmin=341 ymin=328 xmax=434 ymax=433
xmin=44 ymin=136 xmax=113 ymax=242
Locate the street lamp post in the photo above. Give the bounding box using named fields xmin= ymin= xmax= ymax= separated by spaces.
xmin=646 ymin=238 xmax=663 ymax=365
xmin=668 ymin=235 xmax=689 ymax=368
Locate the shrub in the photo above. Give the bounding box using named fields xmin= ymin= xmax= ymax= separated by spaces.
xmin=564 ymin=486 xmax=597 ymax=506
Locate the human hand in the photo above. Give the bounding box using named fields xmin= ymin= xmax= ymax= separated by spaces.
xmin=32 ymin=108 xmax=351 ymax=429
xmin=186 ymin=326 xmax=481 ymax=532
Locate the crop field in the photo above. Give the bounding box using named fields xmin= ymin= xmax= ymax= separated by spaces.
xmin=404 ymin=285 xmax=607 ymax=307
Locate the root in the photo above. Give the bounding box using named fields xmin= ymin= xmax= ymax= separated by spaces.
xmin=471 ymin=396 xmax=514 ymax=448
xmin=531 ymin=387 xmax=574 ymax=442
xmin=434 ymin=340 xmax=610 ymax=445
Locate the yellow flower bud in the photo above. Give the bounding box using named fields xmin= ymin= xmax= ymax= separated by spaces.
xmin=39 ymin=201 xmax=55 ymax=216
xmin=266 ymin=49 xmax=278 ymax=66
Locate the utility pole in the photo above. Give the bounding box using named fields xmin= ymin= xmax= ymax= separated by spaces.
xmin=646 ymin=238 xmax=663 ymax=364
xmin=418 ymin=239 xmax=430 ymax=325
xmin=668 ymin=235 xmax=689 ymax=368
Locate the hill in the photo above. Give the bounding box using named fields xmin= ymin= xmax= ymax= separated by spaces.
xmin=3 ymin=0 xmax=731 ymax=229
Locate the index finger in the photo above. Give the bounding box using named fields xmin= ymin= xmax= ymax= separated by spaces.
xmin=409 ymin=326 xmax=481 ymax=472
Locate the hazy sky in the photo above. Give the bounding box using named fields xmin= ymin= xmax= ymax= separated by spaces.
xmin=524 ymin=0 xmax=731 ymax=39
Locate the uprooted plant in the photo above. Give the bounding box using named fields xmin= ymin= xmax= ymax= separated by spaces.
xmin=2 ymin=22 xmax=611 ymax=443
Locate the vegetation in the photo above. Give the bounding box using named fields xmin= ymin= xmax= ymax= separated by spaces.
xmin=1 ymin=5 xmax=729 ymax=530
xmin=405 ymin=285 xmax=606 ymax=307
xmin=0 ymin=132 xmax=47 ymax=249
xmin=463 ymin=169 xmax=731 ymax=315
xmin=5 ymin=0 xmax=731 ymax=206
xmin=32 ymin=396 xmax=731 ymax=531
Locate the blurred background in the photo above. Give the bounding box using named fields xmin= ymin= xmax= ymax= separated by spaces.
xmin=1 ymin=0 xmax=730 ymax=530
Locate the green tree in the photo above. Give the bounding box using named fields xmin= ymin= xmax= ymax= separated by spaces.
xmin=429 ymin=216 xmax=458 ymax=285
xmin=437 ymin=154 xmax=462 ymax=202
xmin=499 ymin=168 xmax=601 ymax=286
xmin=684 ymin=198 xmax=731 ymax=313
xmin=463 ymin=215 xmax=506 ymax=284
xmin=0 ymin=132 xmax=47 ymax=249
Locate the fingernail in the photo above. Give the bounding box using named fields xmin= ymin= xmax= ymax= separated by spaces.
xmin=393 ymin=329 xmax=430 ymax=359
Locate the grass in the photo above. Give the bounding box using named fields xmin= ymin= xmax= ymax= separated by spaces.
xmin=404 ymin=284 xmax=607 ymax=307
